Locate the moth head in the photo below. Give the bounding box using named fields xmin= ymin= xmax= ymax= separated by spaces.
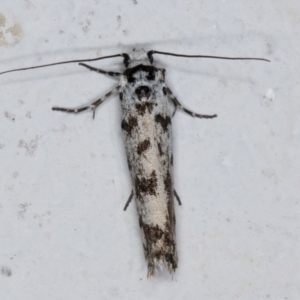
xmin=123 ymin=49 xmax=153 ymax=68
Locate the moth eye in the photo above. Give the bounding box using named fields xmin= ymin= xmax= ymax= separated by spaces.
xmin=146 ymin=72 xmax=155 ymax=81
xmin=128 ymin=76 xmax=135 ymax=83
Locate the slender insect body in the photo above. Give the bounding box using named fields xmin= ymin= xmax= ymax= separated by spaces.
xmin=119 ymin=54 xmax=176 ymax=276
xmin=1 ymin=47 xmax=269 ymax=278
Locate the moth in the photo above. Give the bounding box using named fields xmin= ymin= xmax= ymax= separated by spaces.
xmin=1 ymin=49 xmax=269 ymax=277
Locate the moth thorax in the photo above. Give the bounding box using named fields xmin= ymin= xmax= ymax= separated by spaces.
xmin=135 ymin=85 xmax=152 ymax=100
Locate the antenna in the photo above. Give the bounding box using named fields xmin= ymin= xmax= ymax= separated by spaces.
xmin=0 ymin=53 xmax=127 ymax=75
xmin=148 ymin=50 xmax=270 ymax=62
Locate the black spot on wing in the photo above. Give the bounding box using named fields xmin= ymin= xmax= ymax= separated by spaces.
xmin=119 ymin=92 xmax=123 ymax=101
xmin=142 ymin=224 xmax=164 ymax=243
xmin=127 ymin=157 xmax=132 ymax=171
xmin=139 ymin=215 xmax=143 ymax=228
xmin=155 ymin=114 xmax=171 ymax=132
xmin=121 ymin=115 xmax=138 ymax=135
xmin=137 ymin=139 xmax=151 ymax=155
xmin=164 ymin=170 xmax=172 ymax=196
xmin=157 ymin=143 xmax=164 ymax=156
xmin=164 ymin=250 xmax=177 ymax=271
xmin=135 ymin=103 xmax=154 ymax=116
xmin=140 ymin=219 xmax=178 ymax=276
xmin=135 ymin=170 xmax=157 ymax=201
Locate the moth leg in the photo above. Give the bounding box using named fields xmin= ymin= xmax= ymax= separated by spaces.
xmin=79 ymin=63 xmax=121 ymax=78
xmin=172 ymin=106 xmax=177 ymax=118
xmin=174 ymin=189 xmax=182 ymax=206
xmin=123 ymin=190 xmax=134 ymax=211
xmin=164 ymin=86 xmax=217 ymax=119
xmin=52 ymin=86 xmax=119 ymax=119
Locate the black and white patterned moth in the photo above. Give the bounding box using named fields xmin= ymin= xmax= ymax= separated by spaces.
xmin=1 ymin=49 xmax=269 ymax=278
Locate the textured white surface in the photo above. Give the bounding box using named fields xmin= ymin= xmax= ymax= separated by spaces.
xmin=0 ymin=1 xmax=299 ymax=299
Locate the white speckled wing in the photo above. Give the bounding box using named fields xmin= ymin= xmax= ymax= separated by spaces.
xmin=119 ymin=66 xmax=177 ymax=277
